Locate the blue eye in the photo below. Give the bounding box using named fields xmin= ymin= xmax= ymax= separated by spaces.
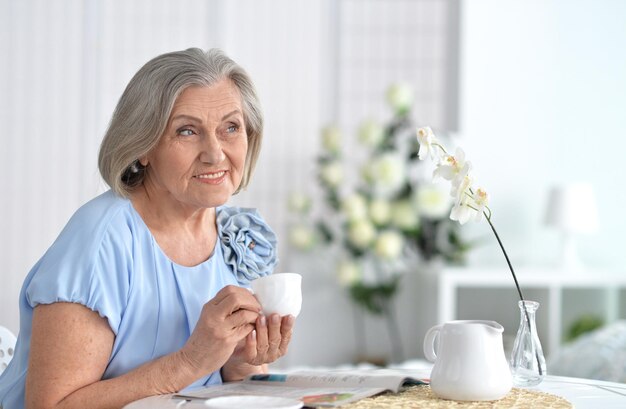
xmin=226 ymin=125 xmax=238 ymax=133
xmin=178 ymin=128 xmax=195 ymax=136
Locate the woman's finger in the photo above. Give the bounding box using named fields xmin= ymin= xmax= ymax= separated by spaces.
xmin=265 ymin=314 xmax=282 ymax=362
xmin=244 ymin=329 xmax=258 ymax=362
xmin=254 ymin=315 xmax=269 ymax=360
xmin=234 ymin=324 xmax=256 ymax=341
xmin=278 ymin=315 xmax=295 ymax=356
xmin=211 ymin=286 xmax=261 ymax=316
xmin=227 ymin=308 xmax=260 ymax=330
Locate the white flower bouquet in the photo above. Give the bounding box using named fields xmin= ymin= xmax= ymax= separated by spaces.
xmin=287 ymin=84 xmax=471 ymax=361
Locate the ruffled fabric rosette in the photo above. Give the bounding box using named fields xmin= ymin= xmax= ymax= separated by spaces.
xmin=217 ymin=206 xmax=278 ymax=284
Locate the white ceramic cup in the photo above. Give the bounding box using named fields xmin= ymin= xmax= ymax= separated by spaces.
xmin=250 ymin=273 xmax=302 ymax=317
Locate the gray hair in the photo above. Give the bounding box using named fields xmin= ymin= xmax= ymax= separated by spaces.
xmin=98 ymin=48 xmax=264 ymax=197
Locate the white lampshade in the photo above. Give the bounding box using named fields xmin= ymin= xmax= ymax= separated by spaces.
xmin=545 ymin=183 xmax=599 ymax=272
xmin=545 ymin=183 xmax=599 ymax=234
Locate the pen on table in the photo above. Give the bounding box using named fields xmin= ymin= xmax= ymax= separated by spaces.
xmin=175 ymin=398 xmax=190 ymax=407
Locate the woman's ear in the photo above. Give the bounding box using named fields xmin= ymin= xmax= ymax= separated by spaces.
xmin=139 ymin=156 xmax=149 ymax=167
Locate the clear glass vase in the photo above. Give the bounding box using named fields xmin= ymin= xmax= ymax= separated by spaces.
xmin=510 ymin=300 xmax=546 ymax=386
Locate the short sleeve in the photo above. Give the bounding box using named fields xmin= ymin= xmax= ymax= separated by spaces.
xmin=25 ymin=204 xmax=133 ymax=335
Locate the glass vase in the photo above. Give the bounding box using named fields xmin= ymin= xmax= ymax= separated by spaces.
xmin=510 ymin=300 xmax=546 ymax=386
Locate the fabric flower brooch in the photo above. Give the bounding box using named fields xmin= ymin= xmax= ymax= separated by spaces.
xmin=217 ymin=206 xmax=279 ymax=284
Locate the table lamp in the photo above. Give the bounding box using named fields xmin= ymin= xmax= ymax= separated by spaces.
xmin=544 ymin=183 xmax=599 ymax=272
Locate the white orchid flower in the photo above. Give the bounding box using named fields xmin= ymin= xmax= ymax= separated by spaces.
xmin=320 ymin=161 xmax=343 ymax=188
xmin=472 ymin=187 xmax=489 ymax=221
xmin=341 ymin=193 xmax=369 ymax=222
xmin=450 ymin=184 xmax=489 ymax=224
xmin=358 ymin=119 xmax=385 ymax=148
xmin=416 ymin=129 xmax=491 ymax=226
xmin=347 ymin=219 xmax=376 ymax=249
xmin=416 ymin=126 xmax=437 ymax=160
xmin=453 ymin=162 xmax=472 ymax=189
xmin=450 ymin=189 xmax=476 ymax=225
xmin=374 ymin=230 xmax=404 ymax=260
xmin=321 ymin=125 xmax=341 ymax=154
xmin=434 ymin=148 xmax=471 ymax=186
xmin=451 ymin=174 xmax=474 ymax=202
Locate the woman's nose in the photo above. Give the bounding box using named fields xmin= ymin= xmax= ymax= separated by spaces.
xmin=199 ymin=134 xmax=226 ymax=164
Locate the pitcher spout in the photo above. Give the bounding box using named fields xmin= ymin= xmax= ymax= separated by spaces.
xmin=452 ymin=319 xmax=503 ymax=333
xmin=482 ymin=320 xmax=504 ymax=333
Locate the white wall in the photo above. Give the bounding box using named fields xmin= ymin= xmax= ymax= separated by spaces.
xmin=458 ymin=0 xmax=626 ymax=271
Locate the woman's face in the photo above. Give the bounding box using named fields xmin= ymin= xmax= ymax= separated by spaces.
xmin=141 ymin=79 xmax=248 ymax=210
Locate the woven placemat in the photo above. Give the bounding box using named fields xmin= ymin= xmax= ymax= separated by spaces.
xmin=318 ymin=385 xmax=572 ymax=408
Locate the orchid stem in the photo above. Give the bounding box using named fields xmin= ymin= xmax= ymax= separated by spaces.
xmin=484 ymin=213 xmax=524 ymax=302
xmin=484 ymin=211 xmax=543 ymax=376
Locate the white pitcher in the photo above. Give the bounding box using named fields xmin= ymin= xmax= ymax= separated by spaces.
xmin=423 ymin=320 xmax=512 ymax=401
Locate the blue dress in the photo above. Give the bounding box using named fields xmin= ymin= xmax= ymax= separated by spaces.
xmin=0 ymin=190 xmax=278 ymax=408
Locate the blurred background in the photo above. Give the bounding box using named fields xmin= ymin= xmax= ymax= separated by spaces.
xmin=1 ymin=0 xmax=626 ymax=377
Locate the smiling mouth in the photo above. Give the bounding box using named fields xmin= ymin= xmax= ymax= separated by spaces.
xmin=194 ymin=171 xmax=226 ymax=180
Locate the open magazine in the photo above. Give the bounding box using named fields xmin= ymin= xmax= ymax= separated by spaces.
xmin=175 ymin=369 xmax=429 ymax=407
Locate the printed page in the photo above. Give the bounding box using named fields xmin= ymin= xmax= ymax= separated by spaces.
xmin=176 ymin=382 xmax=388 ymax=407
xmin=176 ymin=370 xmax=428 ymax=407
xmin=245 ymin=371 xmax=421 ymax=392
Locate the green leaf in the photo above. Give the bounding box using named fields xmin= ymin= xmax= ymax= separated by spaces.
xmin=566 ymin=315 xmax=604 ymax=342
xmin=316 ymin=221 xmax=334 ymax=243
xmin=349 ymin=278 xmax=399 ymax=315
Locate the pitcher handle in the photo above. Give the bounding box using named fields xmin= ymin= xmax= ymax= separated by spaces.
xmin=423 ymin=324 xmax=443 ymax=363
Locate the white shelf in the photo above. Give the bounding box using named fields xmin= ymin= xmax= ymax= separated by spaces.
xmin=436 ymin=267 xmax=626 ymax=356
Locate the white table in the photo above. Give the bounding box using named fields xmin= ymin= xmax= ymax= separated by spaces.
xmin=124 ymin=369 xmax=626 ymax=408
xmin=532 ymin=375 xmax=626 ymax=408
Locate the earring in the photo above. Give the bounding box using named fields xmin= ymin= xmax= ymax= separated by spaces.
xmin=130 ymin=161 xmax=140 ymax=174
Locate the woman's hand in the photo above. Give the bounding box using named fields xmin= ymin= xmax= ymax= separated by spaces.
xmin=180 ymin=285 xmax=262 ymax=377
xmin=221 ymin=313 xmax=296 ymax=381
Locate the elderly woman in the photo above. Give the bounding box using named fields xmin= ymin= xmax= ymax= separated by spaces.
xmin=0 ymin=48 xmax=294 ymax=408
